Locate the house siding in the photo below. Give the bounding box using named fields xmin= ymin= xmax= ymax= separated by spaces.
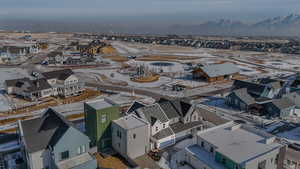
xmin=84 ymin=103 xmax=120 ymax=151
xmin=53 ymin=127 xmax=90 ymax=163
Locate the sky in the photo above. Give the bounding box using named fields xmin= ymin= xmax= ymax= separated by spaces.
xmin=1 ymin=0 xmax=300 ymax=23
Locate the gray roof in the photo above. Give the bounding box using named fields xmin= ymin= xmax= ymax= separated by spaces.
xmin=5 ymin=78 xmax=52 ymax=92
xmin=233 ymin=80 xmax=269 ymax=97
xmin=170 ymin=121 xmax=202 ymax=134
xmin=136 ymin=103 xmax=169 ymax=125
xmin=200 ymin=63 xmax=239 ymax=78
xmin=158 ymin=101 xmax=180 ymax=119
xmin=113 ymin=114 xmax=148 ymax=130
xmin=270 ymin=97 xmax=295 ymax=110
xmin=86 ymin=99 xmax=115 ymax=110
xmin=232 ymin=88 xmax=256 ymax=105
xmin=20 ymin=108 xmax=75 ymax=153
xmin=152 ymin=127 xmax=174 ymax=140
xmin=158 ymin=98 xmax=193 ymax=118
xmin=198 ymin=122 xmax=282 ymax=164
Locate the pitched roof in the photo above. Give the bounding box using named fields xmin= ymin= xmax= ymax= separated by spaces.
xmin=197 ymin=63 xmax=239 ymax=78
xmin=170 ymin=121 xmax=202 ymax=134
xmin=270 ymin=97 xmax=295 ymax=110
xmin=259 ymin=78 xmax=282 ymax=89
xmin=136 ymin=104 xmax=169 ymax=125
xmin=20 ymin=108 xmax=75 ymax=153
xmin=170 ymin=99 xmax=192 ymax=117
xmin=41 ymin=69 xmax=74 ymax=80
xmin=26 ymin=78 xmax=52 ymax=92
xmin=233 ymin=80 xmax=269 ymax=97
xmin=152 ymin=127 xmax=174 ymax=140
xmin=126 ymin=101 xmax=146 ymax=114
xmin=5 ymin=77 xmax=31 ymax=87
xmin=232 ymin=88 xmax=256 ymax=105
xmin=158 ymin=101 xmax=180 ymax=119
xmin=5 ymin=78 xmax=52 ymax=92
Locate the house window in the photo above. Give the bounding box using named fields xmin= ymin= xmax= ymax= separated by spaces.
xmin=194 ymin=115 xmax=197 ymax=121
xmin=222 ymin=158 xmax=226 ymax=164
xmin=117 ymin=130 xmax=122 ymax=138
xmin=163 ymin=124 xmax=166 ymax=128
xmin=210 ymin=147 xmax=214 ymax=153
xmin=155 ymin=127 xmax=158 ymax=131
xmin=133 ymin=134 xmax=136 ymax=139
xmin=201 ymin=141 xmax=204 ymax=147
xmin=60 ymin=151 xmax=69 ymax=160
xmin=101 ymin=114 xmax=107 ymax=123
xmin=79 ymin=145 xmax=86 ymax=154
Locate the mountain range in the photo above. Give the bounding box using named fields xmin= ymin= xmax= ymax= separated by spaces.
xmin=170 ymin=14 xmax=300 ymax=36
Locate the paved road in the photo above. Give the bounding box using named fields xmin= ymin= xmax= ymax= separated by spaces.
xmin=231 ymin=57 xmax=299 ymax=73
xmin=87 ymin=82 xmax=232 ymax=101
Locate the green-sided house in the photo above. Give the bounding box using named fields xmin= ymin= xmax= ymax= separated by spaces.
xmin=84 ymin=99 xmax=120 ymax=151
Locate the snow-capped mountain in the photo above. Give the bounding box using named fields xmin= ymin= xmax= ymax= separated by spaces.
xmin=254 ymin=14 xmax=300 ymax=27
xmin=169 ymin=14 xmax=300 ymax=36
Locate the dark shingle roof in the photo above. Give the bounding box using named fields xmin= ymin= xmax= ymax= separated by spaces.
xmin=5 ymin=78 xmax=31 ymax=87
xmin=20 ymin=108 xmax=74 ymax=153
xmin=170 ymin=121 xmax=202 ymax=134
xmin=41 ymin=69 xmax=74 ymax=80
xmin=158 ymin=101 xmax=180 ymax=119
xmin=259 ymin=78 xmax=282 ymax=89
xmin=233 ymin=80 xmax=269 ymax=97
xmin=26 ymin=78 xmax=52 ymax=92
xmin=127 ymin=101 xmax=145 ymax=114
xmin=170 ymin=99 xmax=192 ymax=117
xmin=152 ymin=127 xmax=174 ymax=140
xmin=232 ymin=88 xmax=256 ymax=105
xmin=5 ymin=78 xmax=51 ymax=92
xmin=136 ymin=104 xmax=169 ymax=124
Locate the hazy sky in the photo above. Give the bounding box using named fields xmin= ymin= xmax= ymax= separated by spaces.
xmin=1 ymin=0 xmax=300 ymax=23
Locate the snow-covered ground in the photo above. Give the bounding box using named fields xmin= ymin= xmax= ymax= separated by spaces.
xmin=75 ymin=68 xmax=173 ymax=88
xmin=0 ymin=93 xmax=11 ymax=112
xmin=112 ymin=42 xmax=141 ymax=54
xmin=0 ymin=68 xmax=29 ymax=89
xmin=126 ymin=60 xmax=185 ymax=73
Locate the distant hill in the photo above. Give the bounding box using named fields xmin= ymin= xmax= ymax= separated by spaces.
xmin=169 ymin=14 xmax=300 ymax=36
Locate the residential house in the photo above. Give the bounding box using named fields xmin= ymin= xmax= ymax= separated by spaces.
xmin=192 ymin=63 xmax=239 ymax=82
xmin=183 ymin=121 xmax=284 ymax=169
xmin=5 ymin=69 xmax=83 ymax=100
xmin=47 ymin=51 xmax=64 ymax=65
xmin=258 ymin=78 xmax=283 ymax=96
xmin=40 ymin=69 xmax=84 ymax=97
xmin=283 ymin=143 xmax=300 ymax=169
xmin=232 ymin=80 xmax=278 ymax=99
xmin=5 ymin=78 xmax=53 ymax=101
xmin=84 ymin=99 xmax=121 ymax=151
xmin=284 ymin=91 xmax=300 ymax=108
xmin=226 ymin=88 xmax=256 ymax=111
xmin=128 ymin=98 xmax=203 ymax=150
xmin=18 ymin=108 xmax=97 ymax=169
xmin=112 ymin=114 xmax=150 ymax=160
xmin=263 ymin=97 xmax=295 ymax=118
